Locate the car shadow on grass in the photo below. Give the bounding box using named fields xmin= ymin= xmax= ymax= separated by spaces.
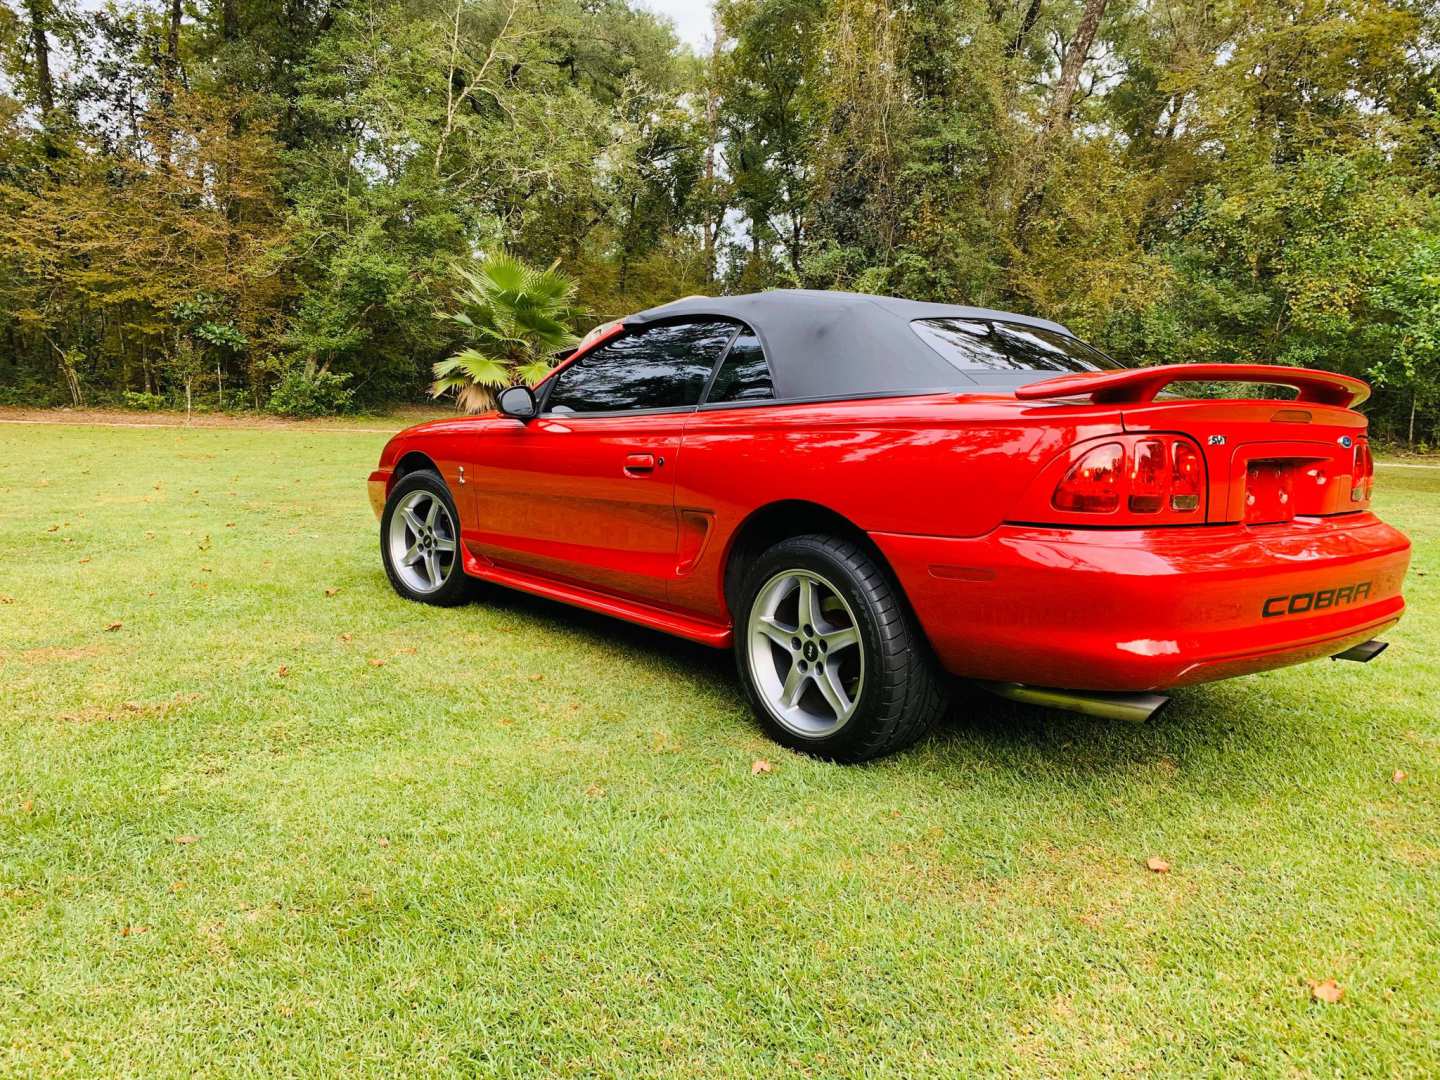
xmin=459 ymin=577 xmax=1299 ymax=775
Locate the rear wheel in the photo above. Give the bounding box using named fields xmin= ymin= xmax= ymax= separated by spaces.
xmin=380 ymin=470 xmax=471 ymax=607
xmin=734 ymin=534 xmax=948 ymax=762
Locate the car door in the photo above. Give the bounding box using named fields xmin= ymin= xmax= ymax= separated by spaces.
xmin=465 ymin=319 xmax=740 ymax=605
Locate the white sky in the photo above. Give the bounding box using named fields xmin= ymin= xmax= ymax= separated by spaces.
xmin=637 ymin=0 xmax=716 ymax=51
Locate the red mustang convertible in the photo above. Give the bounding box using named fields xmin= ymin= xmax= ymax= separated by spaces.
xmin=369 ymin=290 xmax=1410 ymax=761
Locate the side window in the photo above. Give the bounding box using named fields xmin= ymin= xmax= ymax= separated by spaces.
xmin=706 ymin=329 xmax=774 ymax=404
xmin=545 ymin=320 xmax=737 ymax=414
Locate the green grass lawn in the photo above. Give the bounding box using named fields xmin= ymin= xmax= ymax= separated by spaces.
xmin=2 ymin=422 xmax=1437 ymax=1077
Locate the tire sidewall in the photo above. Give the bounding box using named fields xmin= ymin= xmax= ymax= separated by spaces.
xmin=380 ymin=469 xmax=471 ymax=606
xmin=733 ymin=537 xmax=891 ymax=759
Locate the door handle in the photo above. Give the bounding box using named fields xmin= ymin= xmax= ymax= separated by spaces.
xmin=623 ymin=453 xmax=657 ymax=476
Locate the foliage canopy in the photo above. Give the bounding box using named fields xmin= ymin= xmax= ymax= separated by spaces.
xmin=0 ymin=0 xmax=1437 ymax=442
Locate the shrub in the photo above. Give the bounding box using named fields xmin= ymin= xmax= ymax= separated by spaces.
xmin=123 ymin=390 xmax=169 ymax=411
xmin=267 ymin=365 xmax=356 ymax=417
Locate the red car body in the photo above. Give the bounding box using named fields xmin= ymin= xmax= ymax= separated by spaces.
xmin=370 ymin=291 xmax=1409 ymax=702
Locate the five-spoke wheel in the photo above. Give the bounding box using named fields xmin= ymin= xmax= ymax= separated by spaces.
xmin=734 ymin=533 xmax=948 ymax=761
xmin=380 ymin=469 xmax=472 ymax=606
xmin=747 ymin=569 xmax=864 ymax=737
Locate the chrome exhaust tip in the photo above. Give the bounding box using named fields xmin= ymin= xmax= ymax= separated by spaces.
xmin=1332 ymin=639 xmax=1388 ymax=663
xmin=979 ymin=681 xmax=1170 ymax=723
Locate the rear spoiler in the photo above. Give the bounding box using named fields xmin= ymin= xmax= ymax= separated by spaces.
xmin=1014 ymin=364 xmax=1370 ymax=408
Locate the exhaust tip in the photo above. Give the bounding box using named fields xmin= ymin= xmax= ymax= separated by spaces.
xmin=1332 ymin=639 xmax=1389 ymax=663
xmin=979 ymin=681 xmax=1169 ymax=723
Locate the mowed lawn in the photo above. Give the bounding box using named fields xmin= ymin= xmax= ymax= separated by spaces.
xmin=2 ymin=419 xmax=1437 ymax=1078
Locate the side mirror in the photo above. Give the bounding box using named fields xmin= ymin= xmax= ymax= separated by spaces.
xmin=497 ymin=385 xmax=537 ymax=422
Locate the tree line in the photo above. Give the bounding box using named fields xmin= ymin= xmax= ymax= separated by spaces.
xmin=1 ymin=0 xmax=1437 ymax=441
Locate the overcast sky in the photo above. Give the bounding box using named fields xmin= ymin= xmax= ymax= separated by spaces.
xmin=638 ymin=0 xmax=715 ymax=51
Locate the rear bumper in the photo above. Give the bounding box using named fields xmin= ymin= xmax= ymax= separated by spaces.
xmin=873 ymin=513 xmax=1410 ymax=692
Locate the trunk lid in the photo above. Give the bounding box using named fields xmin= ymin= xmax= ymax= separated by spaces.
xmin=1013 ymin=365 xmax=1374 ymax=525
xmin=1118 ymin=399 xmax=1368 ymax=524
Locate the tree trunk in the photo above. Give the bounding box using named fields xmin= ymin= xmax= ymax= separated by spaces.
xmin=222 ymin=0 xmax=238 ymax=41
xmin=1409 ymin=394 xmax=1417 ymax=448
xmin=1007 ymin=0 xmax=1043 ymax=59
xmin=1015 ymin=0 xmax=1110 ymax=237
xmin=1043 ymin=0 xmax=1108 ymax=138
xmin=24 ymin=0 xmax=56 ymax=125
xmin=703 ymin=9 xmax=722 ymax=287
xmin=158 ymin=0 xmax=182 ymax=170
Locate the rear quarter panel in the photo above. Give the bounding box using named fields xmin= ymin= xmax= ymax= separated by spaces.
xmin=671 ymin=394 xmax=1122 ymax=619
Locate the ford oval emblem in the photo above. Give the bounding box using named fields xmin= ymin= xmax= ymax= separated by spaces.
xmin=1339 ymin=435 xmax=1353 ymax=448
xmin=1208 ymin=434 xmax=1225 ymax=446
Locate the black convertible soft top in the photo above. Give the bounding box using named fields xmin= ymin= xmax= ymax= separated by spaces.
xmin=622 ymin=289 xmax=1079 ymax=402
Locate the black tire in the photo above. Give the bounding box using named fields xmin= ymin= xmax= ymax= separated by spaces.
xmin=733 ymin=534 xmax=949 ymax=762
xmin=379 ymin=469 xmax=472 ymax=607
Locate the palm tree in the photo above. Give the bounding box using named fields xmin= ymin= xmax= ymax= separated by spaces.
xmin=431 ymin=251 xmax=581 ymax=413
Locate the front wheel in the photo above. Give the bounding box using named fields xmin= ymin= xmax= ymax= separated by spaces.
xmin=380 ymin=469 xmax=472 ymax=607
xmin=734 ymin=534 xmax=948 ymax=762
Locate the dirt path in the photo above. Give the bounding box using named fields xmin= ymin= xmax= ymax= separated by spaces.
xmin=0 ymin=405 xmax=449 ymax=435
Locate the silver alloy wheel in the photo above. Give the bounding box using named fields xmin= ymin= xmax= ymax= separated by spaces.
xmin=387 ymin=489 xmax=458 ymax=594
xmin=746 ymin=569 xmax=865 ymax=737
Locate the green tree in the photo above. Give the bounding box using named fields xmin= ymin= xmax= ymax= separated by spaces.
xmin=431 ymin=251 xmax=581 ymax=413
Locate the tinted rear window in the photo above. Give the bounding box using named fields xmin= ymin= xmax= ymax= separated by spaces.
xmin=912 ymin=319 xmax=1121 ymax=375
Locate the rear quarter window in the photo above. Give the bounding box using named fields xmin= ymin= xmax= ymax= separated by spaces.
xmin=912 ymin=318 xmax=1121 ymax=376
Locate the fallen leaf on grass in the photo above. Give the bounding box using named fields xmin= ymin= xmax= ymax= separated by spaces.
xmin=1309 ymin=979 xmax=1344 ymax=1004
xmin=0 ymin=596 xmax=13 ymax=604
xmin=173 ymin=834 xmax=200 ymax=845
xmin=277 ymin=665 xmax=290 ymax=678
xmin=751 ymin=759 xmax=774 ymax=776
xmin=376 ymin=837 xmax=390 ymax=848
xmin=225 ymin=522 xmax=236 ymax=528
xmin=121 ymin=925 xmax=149 ymax=937
xmin=104 ymin=621 xmax=123 ymax=632
xmin=170 ymin=881 xmax=186 ymax=893
xmin=1145 ymin=856 xmax=1171 ymax=873
xmin=198 ymin=535 xmax=211 ymax=552
xmin=20 ymin=800 xmax=34 ymax=813
xmin=79 ymin=556 xmax=91 ymax=564
xmin=1393 ymin=770 xmax=1407 ymax=783
xmin=324 ymin=587 xmax=339 ymax=597
xmin=338 ymin=633 xmax=353 ymax=643
xmin=528 ymin=673 xmax=544 ymax=682
xmin=585 ymin=783 xmax=606 ymax=798
xmin=46 ymin=524 xmax=59 ymax=533
xmin=396 ymin=646 xmax=417 ymax=656
xmin=367 ymin=658 xmax=385 ymax=668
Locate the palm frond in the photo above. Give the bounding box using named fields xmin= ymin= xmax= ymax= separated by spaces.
xmin=514 ymin=359 xmax=556 ymax=386
xmin=437 ymin=250 xmax=584 ymax=408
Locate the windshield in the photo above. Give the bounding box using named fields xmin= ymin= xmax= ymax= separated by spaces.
xmin=911 ymin=318 xmax=1122 ymax=376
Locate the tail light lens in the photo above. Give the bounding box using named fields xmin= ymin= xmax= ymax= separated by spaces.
xmin=1053 ymin=443 xmax=1123 ymax=513
xmin=1128 ymin=439 xmax=1167 ymax=513
xmin=1171 ymin=441 xmax=1203 ymax=511
xmin=1051 ymin=437 xmax=1206 ymax=519
xmin=1351 ymin=439 xmax=1373 ymax=502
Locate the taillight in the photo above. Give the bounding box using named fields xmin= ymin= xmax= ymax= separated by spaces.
xmin=1351 ymin=440 xmax=1373 ymax=502
xmin=1128 ymin=439 xmax=1167 ymax=513
xmin=1053 ymin=443 xmax=1123 ymax=513
xmin=1171 ymin=441 xmax=1203 ymax=511
xmin=1051 ymin=437 xmax=1205 ymax=518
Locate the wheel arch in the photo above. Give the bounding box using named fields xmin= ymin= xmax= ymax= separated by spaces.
xmin=391 ymin=450 xmax=440 ymax=490
xmin=722 ymin=500 xmax=897 ymax=616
